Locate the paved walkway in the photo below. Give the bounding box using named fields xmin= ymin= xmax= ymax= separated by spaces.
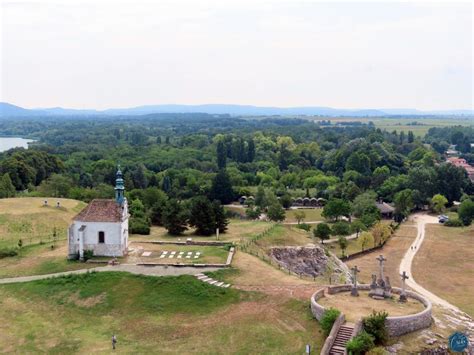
xmin=0 ymin=264 xmax=222 ymax=285
xmin=399 ymin=213 xmax=474 ymax=335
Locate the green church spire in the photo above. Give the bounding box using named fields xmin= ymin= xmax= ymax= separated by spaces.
xmin=115 ymin=165 xmax=125 ymax=204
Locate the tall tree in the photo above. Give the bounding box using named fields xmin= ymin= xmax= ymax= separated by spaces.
xmin=189 ymin=196 xmax=216 ymax=235
xmin=216 ymin=141 xmax=227 ymax=169
xmin=313 ymin=223 xmax=331 ymax=244
xmin=393 ymin=189 xmax=414 ymax=222
xmin=0 ymin=173 xmax=15 ymax=198
xmin=162 ymin=199 xmax=188 ymax=235
xmin=322 ymin=198 xmax=352 ymax=222
xmin=209 ymin=170 xmax=235 ymax=204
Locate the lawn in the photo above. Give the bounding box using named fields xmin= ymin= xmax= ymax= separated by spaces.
xmin=127 ymin=242 xmax=230 ymax=264
xmin=0 ymin=241 xmax=98 ymax=279
xmin=284 ymin=208 xmax=323 ymax=223
xmin=0 ymin=272 xmax=324 ymax=353
xmin=133 ymin=219 xmax=274 ymax=243
xmin=412 ymin=224 xmax=474 ymax=317
xmin=0 ymin=197 xmax=86 ymax=249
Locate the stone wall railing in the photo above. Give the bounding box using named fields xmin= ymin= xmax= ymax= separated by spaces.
xmin=311 ymin=284 xmax=432 ymax=338
xmin=320 ymin=313 xmax=346 ymax=355
xmin=310 ymin=288 xmax=326 ymax=321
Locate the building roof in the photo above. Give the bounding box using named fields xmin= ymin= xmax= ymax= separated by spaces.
xmin=73 ymin=199 xmax=124 ymax=222
xmin=376 ymin=201 xmax=395 ymax=214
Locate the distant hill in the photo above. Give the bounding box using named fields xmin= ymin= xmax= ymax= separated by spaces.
xmin=1 ymin=102 xmax=472 ymax=118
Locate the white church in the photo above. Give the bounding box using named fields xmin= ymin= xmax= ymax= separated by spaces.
xmin=68 ymin=167 xmax=129 ymax=260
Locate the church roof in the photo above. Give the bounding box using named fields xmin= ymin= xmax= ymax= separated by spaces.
xmin=73 ymin=199 xmax=124 ymax=222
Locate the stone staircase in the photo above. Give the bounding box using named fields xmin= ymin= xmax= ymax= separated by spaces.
xmin=195 ymin=273 xmax=231 ymax=288
xmin=329 ymin=323 xmax=354 ymax=355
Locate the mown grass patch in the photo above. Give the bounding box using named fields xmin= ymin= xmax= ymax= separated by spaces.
xmin=9 ymin=272 xmax=242 ymax=315
xmin=0 ymin=272 xmax=324 ymax=353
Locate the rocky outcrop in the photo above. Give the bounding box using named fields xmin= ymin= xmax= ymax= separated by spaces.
xmin=269 ymin=245 xmax=350 ymax=279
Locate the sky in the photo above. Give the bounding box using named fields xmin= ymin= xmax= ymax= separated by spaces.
xmin=1 ymin=0 xmax=472 ymax=110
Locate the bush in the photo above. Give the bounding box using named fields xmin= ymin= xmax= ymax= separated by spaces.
xmin=320 ymin=307 xmax=340 ymax=335
xmin=83 ymin=249 xmax=94 ymax=261
xmin=444 ymin=218 xmax=463 ymax=227
xmin=295 ymin=223 xmax=311 ymax=232
xmin=0 ymin=248 xmax=18 ymax=259
xmin=331 ymin=221 xmax=352 ymax=236
xmin=363 ymin=311 xmax=388 ymax=345
xmin=346 ymin=331 xmax=375 ymax=354
xmin=130 ymin=217 xmax=151 ymax=234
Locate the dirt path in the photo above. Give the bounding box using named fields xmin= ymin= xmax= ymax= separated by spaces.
xmin=0 ymin=264 xmax=222 ymax=284
xmin=400 ymin=214 xmax=474 ymax=336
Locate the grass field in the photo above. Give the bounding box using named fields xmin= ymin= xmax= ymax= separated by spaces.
xmin=312 ymin=117 xmax=474 ymax=136
xmin=284 ymin=208 xmax=323 ymax=223
xmin=412 ymin=224 xmax=474 ymax=317
xmin=134 ymin=219 xmax=274 ymax=243
xmin=0 ymin=241 xmax=98 ymax=279
xmin=0 ymin=197 xmax=86 ymax=249
xmin=0 ymin=272 xmax=324 ymax=353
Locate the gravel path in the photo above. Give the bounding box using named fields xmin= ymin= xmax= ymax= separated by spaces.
xmin=0 ymin=264 xmax=222 ymax=284
xmin=399 ymin=213 xmax=474 ymax=336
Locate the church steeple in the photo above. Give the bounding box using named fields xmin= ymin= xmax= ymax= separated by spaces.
xmin=115 ymin=165 xmax=125 ymax=205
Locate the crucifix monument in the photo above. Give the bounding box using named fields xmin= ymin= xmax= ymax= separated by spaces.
xmin=350 ymin=265 xmax=360 ymax=297
xmin=399 ymin=271 xmax=409 ymax=303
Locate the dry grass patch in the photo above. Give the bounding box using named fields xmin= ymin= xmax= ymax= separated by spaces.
xmin=132 ymin=219 xmax=273 ymax=243
xmin=346 ymin=223 xmax=417 ymax=285
xmin=413 ymin=224 xmax=474 ymax=317
xmin=285 ymin=208 xmax=323 ymax=223
xmin=319 ymin=290 xmax=425 ymax=322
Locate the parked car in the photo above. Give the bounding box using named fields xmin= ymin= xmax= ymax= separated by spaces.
xmin=438 ymin=215 xmax=449 ymax=223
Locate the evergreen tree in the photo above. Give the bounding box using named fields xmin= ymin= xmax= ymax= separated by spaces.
xmin=217 ymin=141 xmax=227 ymax=169
xmin=162 ymin=175 xmax=172 ymax=194
xmin=407 ymin=131 xmax=415 ymax=143
xmin=209 ymin=170 xmax=235 ymax=204
xmin=247 ymin=138 xmax=256 ymax=162
xmin=0 ymin=173 xmax=16 ymax=198
xmin=189 ymin=196 xmax=215 ymax=235
xmin=162 ymin=199 xmax=188 ymax=235
xmin=212 ymin=200 xmax=229 ymax=233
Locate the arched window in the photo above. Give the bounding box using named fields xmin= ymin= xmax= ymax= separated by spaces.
xmin=98 ymin=231 xmax=105 ymax=243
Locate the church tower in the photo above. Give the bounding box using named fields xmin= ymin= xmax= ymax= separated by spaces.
xmin=115 ymin=166 xmax=125 ymax=205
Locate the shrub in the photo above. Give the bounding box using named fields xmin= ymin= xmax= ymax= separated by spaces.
xmin=363 ymin=311 xmax=388 ymax=345
xmin=444 ymin=218 xmax=463 ymax=227
xmin=130 ymin=217 xmax=151 ymax=234
xmin=346 ymin=331 xmax=375 ymax=354
xmin=83 ymin=249 xmax=94 ymax=261
xmin=295 ymin=223 xmax=311 ymax=232
xmin=0 ymin=248 xmax=18 ymax=259
xmin=320 ymin=307 xmax=340 ymax=335
xmin=331 ymin=221 xmax=351 ymax=236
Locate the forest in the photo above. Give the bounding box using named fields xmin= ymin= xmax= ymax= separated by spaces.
xmin=0 ymin=114 xmax=473 ymax=234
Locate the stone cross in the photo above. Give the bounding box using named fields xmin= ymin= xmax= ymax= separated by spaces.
xmin=376 ymin=254 xmax=387 ymax=282
xmin=350 ymin=265 xmax=360 ymax=297
xmin=399 ymin=271 xmax=409 ymax=303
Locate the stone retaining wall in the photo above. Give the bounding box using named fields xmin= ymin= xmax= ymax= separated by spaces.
xmin=310 ymin=288 xmax=326 ymax=321
xmin=311 ymin=284 xmax=432 ymax=338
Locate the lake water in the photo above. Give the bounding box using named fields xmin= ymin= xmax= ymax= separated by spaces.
xmin=0 ymin=137 xmax=35 ymax=152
